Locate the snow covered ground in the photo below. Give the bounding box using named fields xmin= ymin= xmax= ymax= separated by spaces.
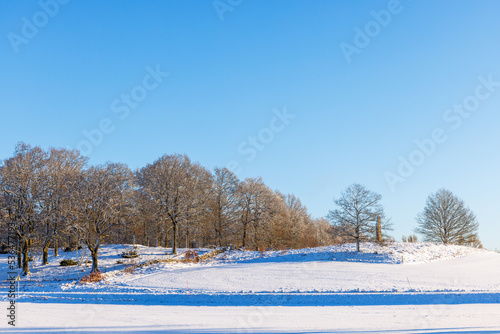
xmin=1 ymin=242 xmax=499 ymax=332
xmin=3 ymin=303 xmax=500 ymax=333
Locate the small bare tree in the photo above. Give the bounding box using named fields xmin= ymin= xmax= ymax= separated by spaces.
xmin=327 ymin=183 xmax=388 ymax=252
xmin=415 ymin=189 xmax=480 ymax=245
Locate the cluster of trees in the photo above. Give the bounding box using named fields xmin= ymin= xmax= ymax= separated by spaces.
xmin=0 ymin=143 xmax=483 ymax=276
xmin=0 ymin=143 xmax=335 ymax=275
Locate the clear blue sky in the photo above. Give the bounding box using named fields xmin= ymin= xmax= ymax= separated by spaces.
xmin=1 ymin=0 xmax=499 ymax=249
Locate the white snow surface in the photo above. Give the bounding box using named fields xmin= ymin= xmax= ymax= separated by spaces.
xmin=2 ymin=302 xmax=500 ymax=333
xmin=1 ymin=242 xmax=499 ymax=300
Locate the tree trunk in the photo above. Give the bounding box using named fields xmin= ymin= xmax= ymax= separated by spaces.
xmin=53 ymin=236 xmax=58 ymax=257
xmin=217 ymin=229 xmax=222 ymax=247
xmin=156 ymin=221 xmax=160 ymax=247
xmin=242 ymin=223 xmax=247 ymax=248
xmin=356 ymin=238 xmax=360 ymax=252
xmin=91 ymin=248 xmax=99 ymax=273
xmin=22 ymin=240 xmax=30 ymax=275
xmin=17 ymin=239 xmax=22 ymax=268
xmin=376 ymin=216 xmax=383 ymax=243
xmin=42 ymin=246 xmax=49 ymax=265
xmin=164 ymin=231 xmax=169 ymax=248
xmin=172 ymin=222 xmax=178 ymax=254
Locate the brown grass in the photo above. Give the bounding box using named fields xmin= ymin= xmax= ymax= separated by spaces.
xmin=123 ymin=260 xmax=137 ymax=274
xmin=135 ymin=249 xmax=225 ymax=269
xmin=79 ymin=271 xmax=104 ymax=284
xmin=184 ymin=250 xmax=199 ymax=263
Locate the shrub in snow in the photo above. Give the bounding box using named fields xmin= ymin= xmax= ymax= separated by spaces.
xmin=60 ymin=259 xmax=78 ymax=266
xmin=79 ymin=271 xmax=104 ymax=284
xmin=123 ymin=263 xmax=137 ymax=274
xmin=64 ymin=245 xmax=82 ymax=252
xmin=184 ymin=250 xmax=199 ymax=262
xmin=121 ymin=248 xmax=139 ymax=258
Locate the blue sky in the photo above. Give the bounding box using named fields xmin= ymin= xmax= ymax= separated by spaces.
xmin=1 ymin=0 xmax=499 ymax=249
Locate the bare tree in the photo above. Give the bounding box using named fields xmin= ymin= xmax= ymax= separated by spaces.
xmin=178 ymin=163 xmax=212 ymax=249
xmin=137 ymin=154 xmax=209 ymax=254
xmin=0 ymin=143 xmax=45 ymax=275
xmin=73 ymin=163 xmax=134 ymax=272
xmin=37 ymin=148 xmax=87 ymax=265
xmin=312 ymin=217 xmax=338 ymax=246
xmin=268 ymin=192 xmax=313 ymax=248
xmin=208 ymin=167 xmax=239 ymax=247
xmin=236 ymin=178 xmax=271 ymax=249
xmin=415 ymin=189 xmax=480 ymax=246
xmin=235 ymin=178 xmax=281 ymax=250
xmin=133 ymin=184 xmax=157 ymax=247
xmin=327 ymin=183 xmax=388 ymax=252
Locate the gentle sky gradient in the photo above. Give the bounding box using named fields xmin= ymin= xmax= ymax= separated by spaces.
xmin=1 ymin=1 xmax=499 ymax=249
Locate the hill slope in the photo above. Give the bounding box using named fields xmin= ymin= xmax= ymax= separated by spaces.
xmin=2 ymin=242 xmax=498 ymax=306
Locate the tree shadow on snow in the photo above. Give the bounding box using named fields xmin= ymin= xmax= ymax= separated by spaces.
xmin=235 ymin=251 xmax=395 ymax=265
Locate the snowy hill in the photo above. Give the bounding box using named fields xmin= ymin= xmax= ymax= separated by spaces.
xmin=1 ymin=242 xmax=499 ymax=306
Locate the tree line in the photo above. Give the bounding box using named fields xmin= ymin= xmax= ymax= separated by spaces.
xmin=0 ymin=143 xmax=336 ymax=275
xmin=0 ymin=143 xmax=482 ymax=276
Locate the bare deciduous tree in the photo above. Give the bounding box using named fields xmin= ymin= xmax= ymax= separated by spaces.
xmin=327 ymin=183 xmax=388 ymax=252
xmin=73 ymin=163 xmax=134 ymax=272
xmin=209 ymin=167 xmax=240 ymax=247
xmin=37 ymin=148 xmax=87 ymax=265
xmin=0 ymin=142 xmax=45 ymax=275
xmin=178 ymin=163 xmax=212 ymax=249
xmin=137 ymin=154 xmax=210 ymax=254
xmin=236 ymin=177 xmax=278 ymax=249
xmin=415 ymin=189 xmax=480 ymax=246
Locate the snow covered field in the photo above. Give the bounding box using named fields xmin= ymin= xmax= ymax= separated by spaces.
xmin=1 ymin=242 xmax=499 ymax=332
xmin=3 ymin=303 xmax=500 ymax=333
